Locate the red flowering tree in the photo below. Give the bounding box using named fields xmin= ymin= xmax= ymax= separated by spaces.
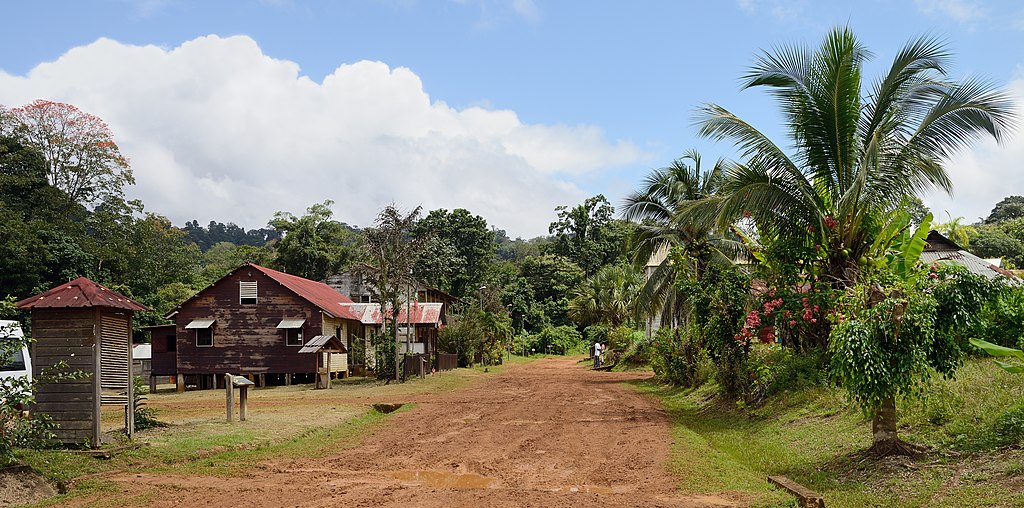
xmin=3 ymin=100 xmax=133 ymax=207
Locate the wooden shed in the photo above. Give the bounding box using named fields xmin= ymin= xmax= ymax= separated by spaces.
xmin=16 ymin=277 xmax=150 ymax=446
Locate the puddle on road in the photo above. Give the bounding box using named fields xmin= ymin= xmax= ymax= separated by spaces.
xmin=388 ymin=470 xmax=497 ymax=489
xmin=551 ymin=485 xmax=629 ymax=495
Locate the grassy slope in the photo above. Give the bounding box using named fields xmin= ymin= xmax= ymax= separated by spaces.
xmin=635 ymin=359 xmax=1024 ymax=507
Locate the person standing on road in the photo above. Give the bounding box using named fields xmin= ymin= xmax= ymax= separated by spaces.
xmin=593 ymin=341 xmax=603 ymax=369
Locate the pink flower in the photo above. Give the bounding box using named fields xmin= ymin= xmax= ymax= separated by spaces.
xmin=789 ymin=320 xmax=797 ymax=326
xmin=811 ymin=318 xmax=817 ymax=324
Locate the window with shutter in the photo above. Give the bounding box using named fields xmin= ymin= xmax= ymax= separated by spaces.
xmin=240 ymin=281 xmax=257 ymax=304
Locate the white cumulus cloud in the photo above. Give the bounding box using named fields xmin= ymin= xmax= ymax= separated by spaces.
xmin=0 ymin=35 xmax=643 ymax=237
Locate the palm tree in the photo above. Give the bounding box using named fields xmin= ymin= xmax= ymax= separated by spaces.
xmin=936 ymin=214 xmax=975 ymax=249
xmin=691 ymin=26 xmax=1013 ymax=287
xmin=690 ymin=26 xmax=1014 ymax=455
xmin=568 ymin=264 xmax=643 ymax=328
xmin=621 ymin=150 xmax=733 ymax=331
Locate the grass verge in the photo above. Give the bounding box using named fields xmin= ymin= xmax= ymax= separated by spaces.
xmin=634 ymin=358 xmax=1024 ymax=507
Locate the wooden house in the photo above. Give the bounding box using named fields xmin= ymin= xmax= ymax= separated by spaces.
xmin=922 ymin=230 xmax=1017 ymax=280
xmin=143 ymin=323 xmax=177 ymax=391
xmin=166 ymin=263 xmax=359 ymax=390
xmin=16 ymin=277 xmax=150 ymax=446
xmin=342 ymin=301 xmax=446 ymax=355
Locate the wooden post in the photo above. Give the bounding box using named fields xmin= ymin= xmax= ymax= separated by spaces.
xmin=127 ymin=315 xmax=134 ymax=438
xmin=326 ymin=352 xmax=332 ymax=389
xmin=149 ymin=375 xmax=156 ymax=393
xmin=176 ymin=374 xmax=185 ymax=393
xmin=225 ymin=373 xmax=234 ymax=422
xmin=239 ymin=386 xmax=248 ymax=421
xmin=285 ymin=373 xmax=292 ymax=386
xmin=92 ymin=308 xmax=102 ymax=448
xmin=258 ymin=373 xmax=265 ymax=387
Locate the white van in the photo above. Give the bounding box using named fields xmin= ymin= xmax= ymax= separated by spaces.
xmin=0 ymin=320 xmax=31 ymax=384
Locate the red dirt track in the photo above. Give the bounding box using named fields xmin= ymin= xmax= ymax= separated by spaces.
xmin=102 ymin=358 xmax=737 ymax=507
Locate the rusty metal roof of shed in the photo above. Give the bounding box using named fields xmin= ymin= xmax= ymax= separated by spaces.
xmin=16 ymin=277 xmax=151 ymax=311
xmin=297 ymin=334 xmax=347 ymax=353
xmin=340 ymin=302 xmax=443 ymax=325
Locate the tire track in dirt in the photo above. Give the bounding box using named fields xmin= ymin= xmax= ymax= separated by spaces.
xmin=99 ymin=358 xmax=739 ymax=507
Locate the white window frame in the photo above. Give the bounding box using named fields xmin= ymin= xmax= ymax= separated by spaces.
xmin=240 ymin=281 xmax=258 ymax=305
xmin=196 ymin=327 xmax=214 ymax=347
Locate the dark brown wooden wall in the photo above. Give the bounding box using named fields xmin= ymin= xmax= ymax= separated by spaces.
xmin=149 ymin=325 xmax=177 ymax=376
xmin=31 ymin=308 xmax=98 ymax=444
xmin=175 ymin=269 xmax=324 ymax=375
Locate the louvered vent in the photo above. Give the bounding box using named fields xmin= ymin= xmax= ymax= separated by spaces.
xmin=99 ymin=313 xmax=130 ymax=405
xmin=240 ymin=281 xmax=257 ymax=304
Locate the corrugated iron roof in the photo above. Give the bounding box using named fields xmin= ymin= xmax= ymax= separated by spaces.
xmin=298 ymin=335 xmax=347 ymax=353
xmin=16 ymin=277 xmax=151 ymax=311
xmin=276 ymin=318 xmax=306 ymax=329
xmin=247 ymin=264 xmax=359 ymax=321
xmin=185 ymin=318 xmax=216 ymax=329
xmin=340 ymin=302 xmax=443 ymax=325
xmin=921 ymin=250 xmax=1012 ymax=280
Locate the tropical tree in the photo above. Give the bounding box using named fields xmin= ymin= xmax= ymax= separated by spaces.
xmin=621 ymin=150 xmax=731 ymax=329
xmin=270 ymin=200 xmax=359 ymax=281
xmin=3 ymin=100 xmax=134 ymax=208
xmin=360 ymin=205 xmax=426 ymax=380
xmin=935 ymin=215 xmax=975 ymax=249
xmin=568 ymin=263 xmax=643 ymax=328
xmin=691 ymin=26 xmax=1014 ymax=287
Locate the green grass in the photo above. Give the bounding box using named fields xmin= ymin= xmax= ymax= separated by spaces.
xmin=635 ymin=358 xmax=1024 ymax=507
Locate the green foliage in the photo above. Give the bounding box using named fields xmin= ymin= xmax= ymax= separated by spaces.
xmin=970 ymin=224 xmax=1024 ymax=267
xmin=269 ymin=200 xmax=358 ymax=281
xmin=978 ymin=284 xmax=1024 ymax=350
xmin=970 ymin=338 xmax=1024 ymax=374
xmin=830 ymin=283 xmax=937 ymax=413
xmin=546 ymin=195 xmax=632 ymax=276
xmin=568 ymin=264 xmax=642 ymax=328
xmin=525 ymin=325 xmax=585 ymax=355
xmin=583 ymin=324 xmax=610 ymax=346
xmin=412 ymin=208 xmax=495 ymax=300
xmin=370 ymin=329 xmax=396 ymax=380
xmin=830 ymin=266 xmax=996 ymax=416
xmin=650 ymin=326 xmax=712 ymax=387
xmin=991 ymin=404 xmax=1024 ymax=445
xmin=985 ymin=195 xmax=1024 ymax=224
xmin=873 ymin=211 xmax=933 ymax=281
xmin=437 ymin=307 xmax=512 ymax=367
xmin=680 ymin=262 xmax=751 ymax=396
xmin=692 ymin=27 xmax=1013 ymax=288
xmin=746 ymin=345 xmax=826 ymax=403
xmin=132 ymin=376 xmax=166 ymax=431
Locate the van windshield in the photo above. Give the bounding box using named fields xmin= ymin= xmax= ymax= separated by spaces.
xmin=1 ymin=349 xmax=25 ymax=371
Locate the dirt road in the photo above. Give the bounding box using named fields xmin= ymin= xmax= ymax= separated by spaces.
xmin=104 ymin=358 xmax=738 ymax=507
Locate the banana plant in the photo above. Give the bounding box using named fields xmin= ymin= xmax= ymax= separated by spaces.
xmin=870 ymin=211 xmax=933 ymax=281
xmin=969 ymin=338 xmax=1024 ymax=374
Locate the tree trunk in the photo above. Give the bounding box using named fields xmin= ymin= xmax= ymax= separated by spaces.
xmin=869 ymin=396 xmax=924 ymax=456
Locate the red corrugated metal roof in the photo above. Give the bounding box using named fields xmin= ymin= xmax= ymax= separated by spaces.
xmin=248 ymin=263 xmax=359 ymax=321
xmin=340 ymin=302 xmax=442 ymax=325
xmin=16 ymin=277 xmax=151 ymax=311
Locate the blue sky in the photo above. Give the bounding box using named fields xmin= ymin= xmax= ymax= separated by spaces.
xmin=1 ymin=0 xmax=1022 ymax=237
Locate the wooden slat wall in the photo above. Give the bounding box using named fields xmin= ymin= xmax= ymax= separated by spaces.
xmin=30 ymin=308 xmax=98 ymax=444
xmin=175 ymin=270 xmax=327 ymax=375
xmin=99 ymin=313 xmax=130 ymax=405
